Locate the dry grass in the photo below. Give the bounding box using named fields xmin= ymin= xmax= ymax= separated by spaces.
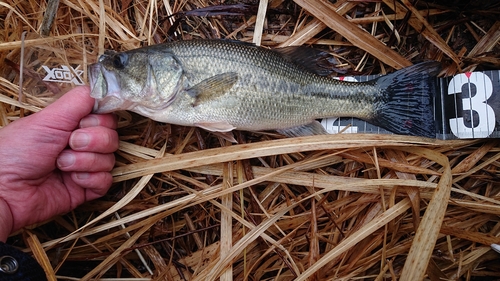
xmin=1 ymin=0 xmax=500 ymax=280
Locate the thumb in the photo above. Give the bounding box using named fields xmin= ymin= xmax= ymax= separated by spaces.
xmin=37 ymin=86 xmax=95 ymax=131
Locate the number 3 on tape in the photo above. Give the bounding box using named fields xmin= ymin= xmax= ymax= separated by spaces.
xmin=448 ymin=72 xmax=496 ymax=138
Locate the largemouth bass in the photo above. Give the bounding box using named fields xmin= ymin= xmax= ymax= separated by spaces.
xmin=89 ymin=39 xmax=440 ymax=140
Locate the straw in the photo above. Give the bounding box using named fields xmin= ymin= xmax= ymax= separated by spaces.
xmin=2 ymin=0 xmax=500 ymax=280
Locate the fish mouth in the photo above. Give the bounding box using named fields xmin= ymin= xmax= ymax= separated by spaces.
xmin=88 ymin=62 xmax=132 ymax=113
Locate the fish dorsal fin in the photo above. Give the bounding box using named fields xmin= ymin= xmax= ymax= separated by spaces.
xmin=187 ymin=72 xmax=238 ymax=106
xmin=274 ymin=46 xmax=339 ymax=76
xmin=276 ymin=121 xmax=328 ymax=138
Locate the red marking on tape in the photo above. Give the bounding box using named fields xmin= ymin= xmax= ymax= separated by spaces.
xmin=465 ymin=72 xmax=472 ymax=79
xmin=339 ymin=77 xmax=345 ymax=81
xmin=404 ymin=119 xmax=413 ymax=128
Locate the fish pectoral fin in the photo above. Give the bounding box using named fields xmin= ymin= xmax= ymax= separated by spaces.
xmin=187 ymin=72 xmax=238 ymax=106
xmin=276 ymin=121 xmax=328 ymax=138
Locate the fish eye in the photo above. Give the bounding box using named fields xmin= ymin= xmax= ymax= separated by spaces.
xmin=112 ymin=53 xmax=128 ymax=69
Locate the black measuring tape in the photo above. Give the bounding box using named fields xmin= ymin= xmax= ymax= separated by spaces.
xmin=320 ymin=70 xmax=500 ymax=140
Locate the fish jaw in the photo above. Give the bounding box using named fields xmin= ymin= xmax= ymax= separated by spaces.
xmin=88 ymin=62 xmax=139 ymax=114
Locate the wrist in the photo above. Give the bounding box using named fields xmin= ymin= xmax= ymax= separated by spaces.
xmin=0 ymin=197 xmax=13 ymax=242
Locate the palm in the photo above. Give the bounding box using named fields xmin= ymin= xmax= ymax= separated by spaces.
xmin=0 ymin=86 xmax=118 ymax=239
xmin=1 ymin=118 xmax=79 ymax=227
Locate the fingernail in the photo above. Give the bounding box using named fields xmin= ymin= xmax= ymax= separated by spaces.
xmin=75 ymin=172 xmax=90 ymax=180
xmin=70 ymin=132 xmax=90 ymax=149
xmin=57 ymin=152 xmax=75 ymax=168
xmin=80 ymin=115 xmax=99 ymax=128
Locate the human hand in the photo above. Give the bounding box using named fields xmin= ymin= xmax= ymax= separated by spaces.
xmin=0 ymin=86 xmax=119 ymax=242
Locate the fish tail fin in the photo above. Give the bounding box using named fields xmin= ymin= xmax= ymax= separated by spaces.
xmin=369 ymin=61 xmax=441 ymax=138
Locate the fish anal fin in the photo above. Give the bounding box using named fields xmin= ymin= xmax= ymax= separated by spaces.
xmin=187 ymin=72 xmax=238 ymax=106
xmin=277 ymin=121 xmax=328 ymax=138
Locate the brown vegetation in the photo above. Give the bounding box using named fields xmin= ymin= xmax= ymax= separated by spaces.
xmin=1 ymin=0 xmax=500 ymax=280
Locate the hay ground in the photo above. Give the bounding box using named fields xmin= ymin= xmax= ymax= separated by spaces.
xmin=1 ymin=0 xmax=500 ymax=280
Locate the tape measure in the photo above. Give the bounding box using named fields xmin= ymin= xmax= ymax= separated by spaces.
xmin=320 ymin=70 xmax=500 ymax=140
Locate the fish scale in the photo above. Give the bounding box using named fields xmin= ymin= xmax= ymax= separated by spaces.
xmin=89 ymin=39 xmax=441 ymax=140
xmin=158 ymin=41 xmax=378 ymax=125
